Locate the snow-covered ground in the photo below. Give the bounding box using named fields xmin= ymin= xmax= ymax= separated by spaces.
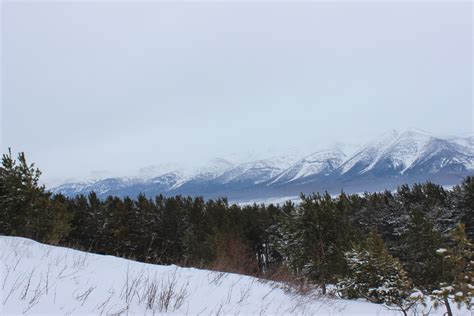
xmin=0 ymin=236 xmax=469 ymax=315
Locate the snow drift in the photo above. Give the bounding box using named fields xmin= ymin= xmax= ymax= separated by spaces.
xmin=0 ymin=236 xmax=470 ymax=315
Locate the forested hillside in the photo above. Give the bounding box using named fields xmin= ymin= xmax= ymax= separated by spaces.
xmin=1 ymin=150 xmax=472 ymax=315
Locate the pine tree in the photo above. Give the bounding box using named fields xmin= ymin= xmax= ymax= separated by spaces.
xmin=0 ymin=150 xmax=71 ymax=243
xmin=431 ymin=224 xmax=473 ymax=316
xmin=453 ymin=177 xmax=474 ymax=240
xmin=135 ymin=193 xmax=160 ymax=263
xmin=0 ymin=149 xmax=43 ymax=237
xmin=269 ymin=201 xmax=306 ymax=275
xmin=182 ymin=196 xmax=212 ymax=265
xmin=399 ymin=208 xmax=444 ymax=289
xmin=43 ymin=194 xmax=72 ymax=244
xmin=337 ymin=232 xmax=419 ymax=316
xmin=272 ymin=193 xmax=354 ymax=294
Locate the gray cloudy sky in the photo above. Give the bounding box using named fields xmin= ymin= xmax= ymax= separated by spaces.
xmin=1 ymin=1 xmax=473 ymax=184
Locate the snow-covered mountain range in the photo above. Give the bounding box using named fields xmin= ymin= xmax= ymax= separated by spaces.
xmin=51 ymin=129 xmax=474 ymax=202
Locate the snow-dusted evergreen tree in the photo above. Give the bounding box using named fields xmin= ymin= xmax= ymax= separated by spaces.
xmin=269 ymin=201 xmax=306 ymax=274
xmin=399 ymin=208 xmax=443 ymax=289
xmin=271 ymin=194 xmax=353 ymax=294
xmin=0 ymin=149 xmax=71 ymax=243
xmin=452 ymin=176 xmax=474 ymax=240
xmin=0 ymin=149 xmax=42 ymax=235
xmin=337 ymin=231 xmax=419 ymax=316
xmin=431 ymin=224 xmax=473 ymax=316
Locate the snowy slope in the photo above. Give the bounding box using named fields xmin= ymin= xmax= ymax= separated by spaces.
xmin=50 ymin=177 xmax=147 ymax=197
xmin=1 ymin=236 xmax=469 ymax=315
xmin=270 ymin=148 xmax=346 ymax=184
xmin=216 ymin=156 xmax=298 ymax=185
xmin=336 ymin=130 xmax=400 ymax=176
xmin=445 ymin=134 xmax=474 ymax=169
xmin=49 ymin=158 xmax=235 ymax=197
xmin=336 ymin=129 xmax=473 ymax=177
xmin=447 ymin=134 xmax=474 ymax=151
xmin=362 ymin=129 xmax=433 ymax=174
xmin=168 ymin=158 xmax=235 ymax=190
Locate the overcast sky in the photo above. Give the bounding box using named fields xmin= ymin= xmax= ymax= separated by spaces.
xmin=1 ymin=1 xmax=473 ymax=184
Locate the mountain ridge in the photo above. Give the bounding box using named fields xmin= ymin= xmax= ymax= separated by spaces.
xmin=50 ymin=130 xmax=474 ymax=201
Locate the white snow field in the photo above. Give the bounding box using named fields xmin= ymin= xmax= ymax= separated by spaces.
xmin=0 ymin=236 xmax=470 ymax=315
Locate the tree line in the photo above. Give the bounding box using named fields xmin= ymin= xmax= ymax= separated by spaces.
xmin=0 ymin=150 xmax=472 ymax=315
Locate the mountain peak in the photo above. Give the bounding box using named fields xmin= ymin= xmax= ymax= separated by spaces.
xmin=384 ymin=129 xmax=400 ymax=138
xmin=398 ymin=128 xmax=434 ymax=140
